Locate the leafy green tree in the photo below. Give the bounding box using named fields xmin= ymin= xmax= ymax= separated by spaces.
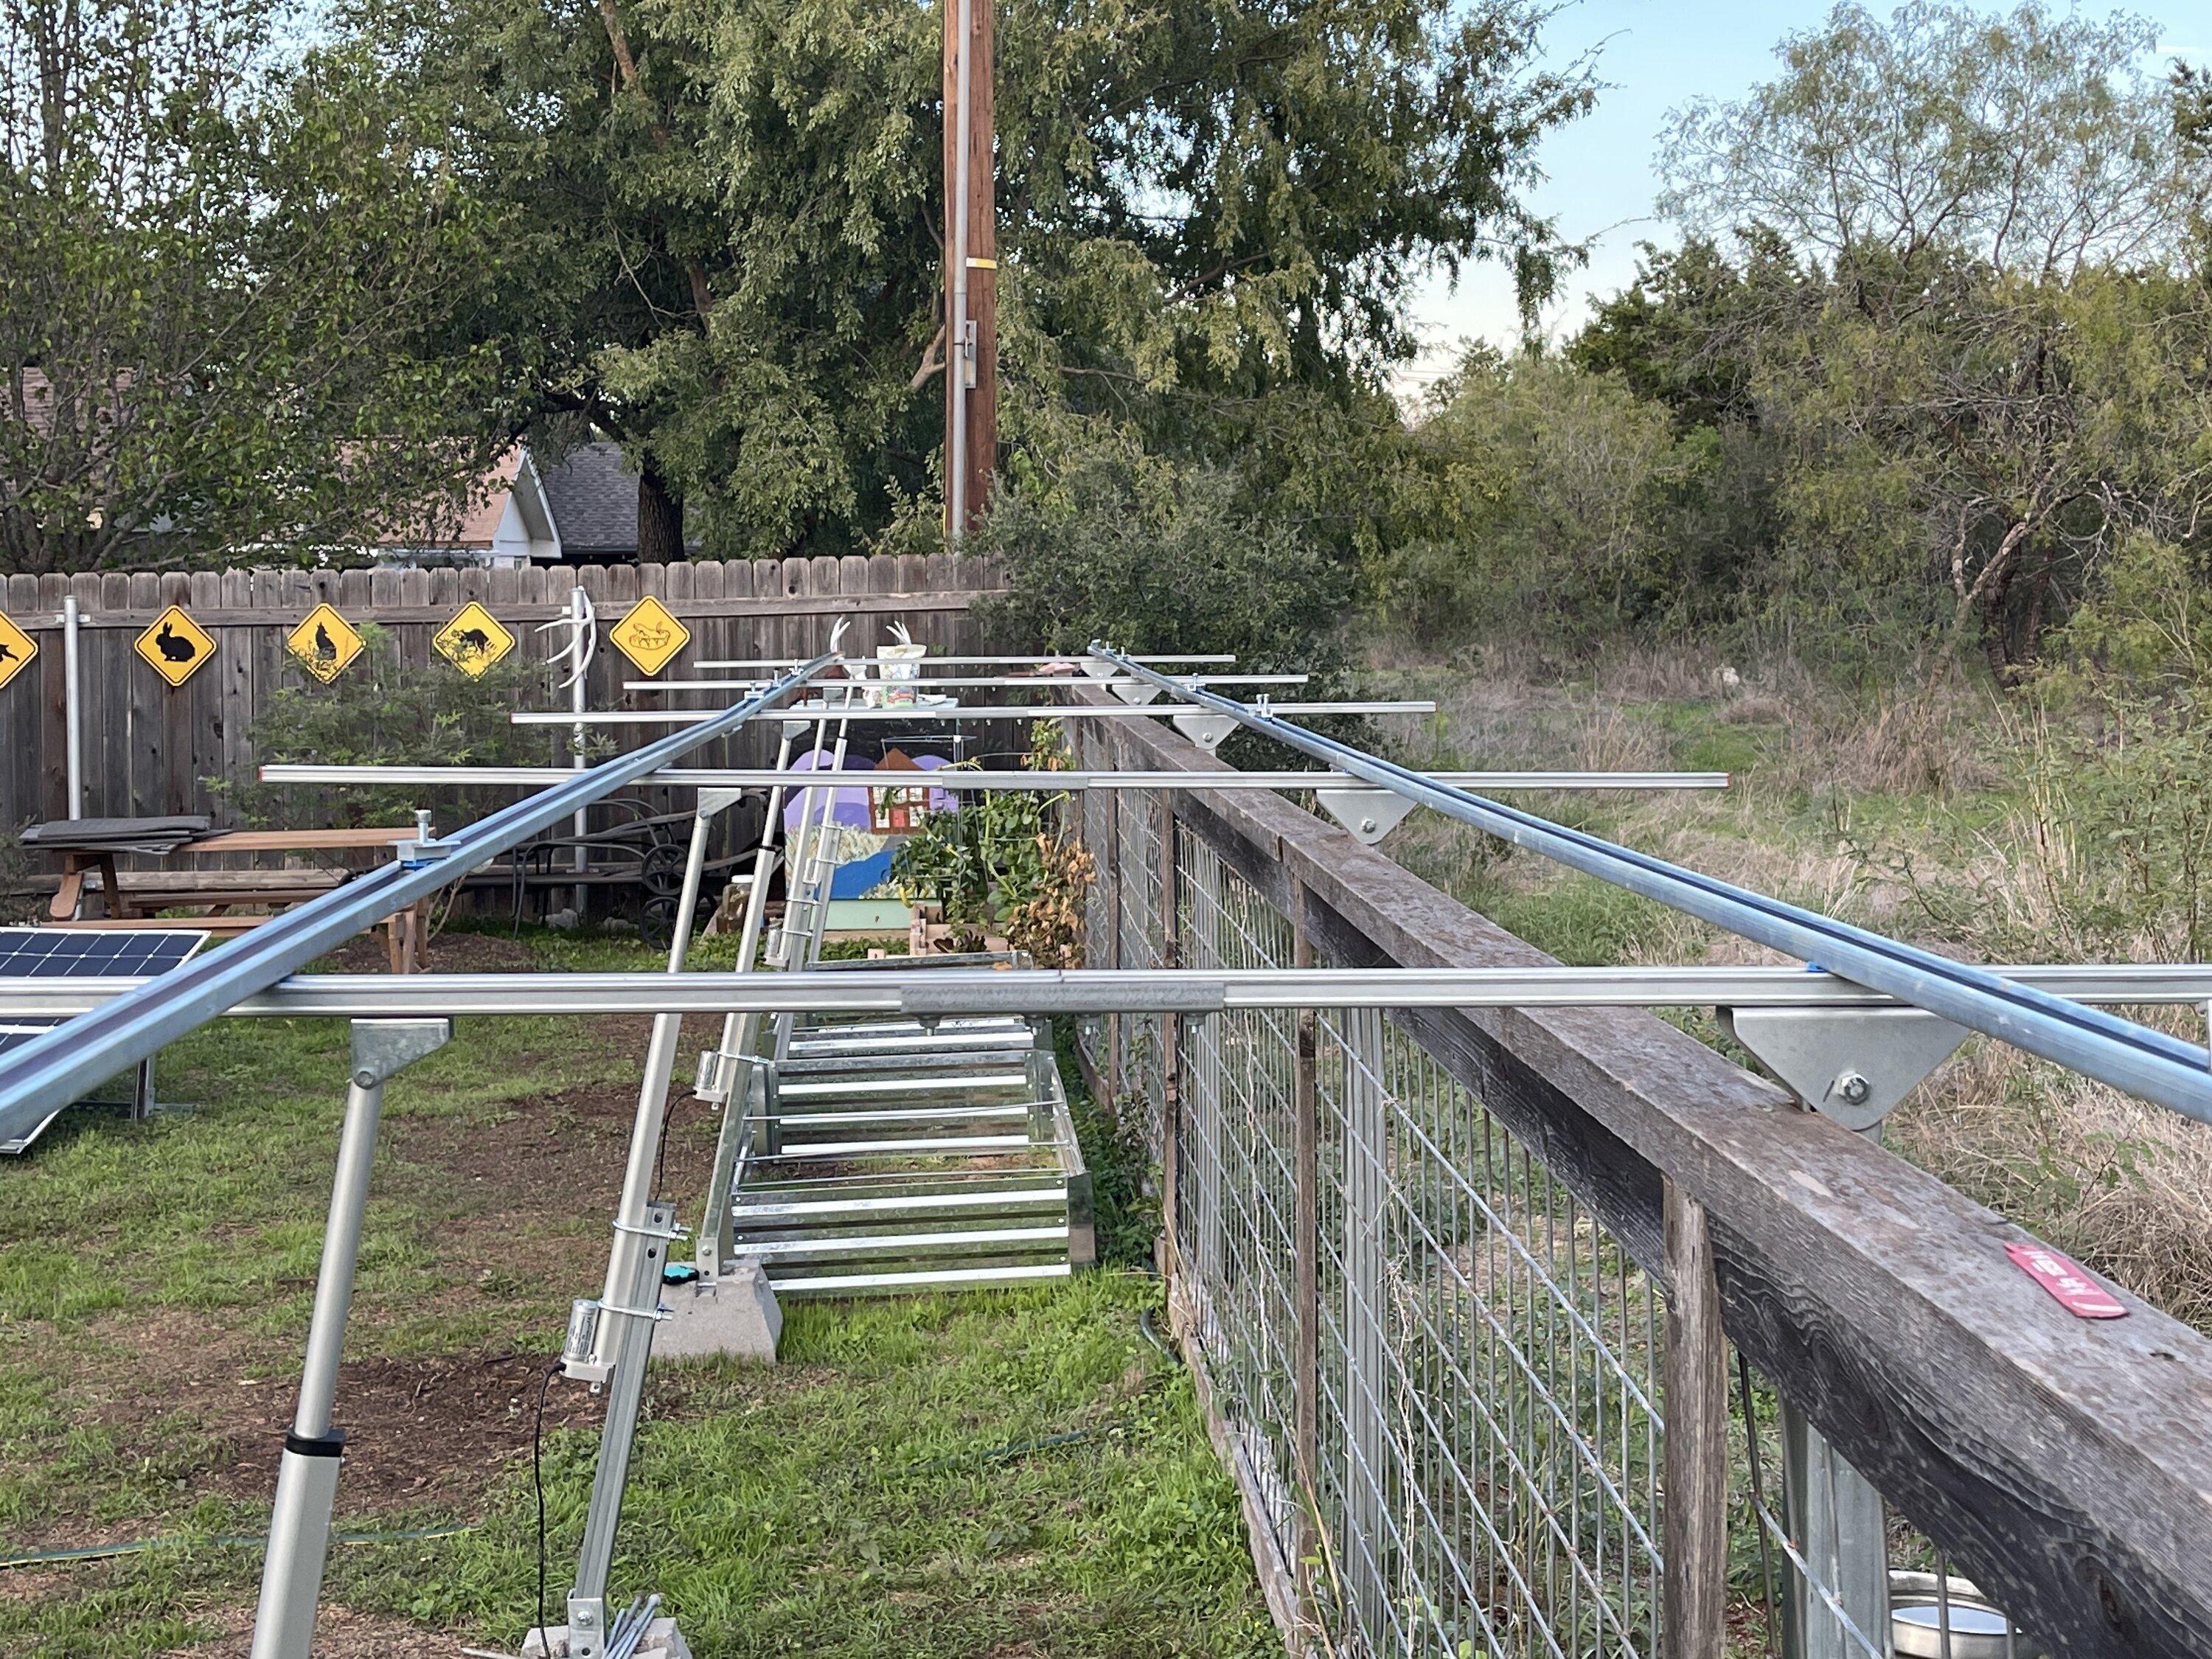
xmin=1389 ymin=348 xmax=1710 ymax=647
xmin=1606 ymin=1 xmax=2212 ymax=673
xmin=347 ymin=0 xmax=1594 ymax=559
xmin=973 ymin=422 xmax=1350 ymax=675
xmin=0 ymin=0 xmax=523 ymax=574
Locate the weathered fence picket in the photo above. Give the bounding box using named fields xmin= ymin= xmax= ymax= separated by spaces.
xmin=0 ymin=554 xmax=1005 ymax=830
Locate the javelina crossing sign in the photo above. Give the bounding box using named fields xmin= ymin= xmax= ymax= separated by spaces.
xmin=134 ymin=605 xmax=215 ymax=688
xmin=433 ymin=602 xmax=514 ymax=678
xmin=608 ymin=595 xmax=689 ymax=677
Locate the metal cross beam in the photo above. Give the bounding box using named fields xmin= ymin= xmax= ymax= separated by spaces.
xmin=4 ymin=964 xmax=2211 ymax=1018
xmin=513 ymin=700 xmax=1433 ymax=728
xmin=257 ymin=764 xmax=1731 ymax=793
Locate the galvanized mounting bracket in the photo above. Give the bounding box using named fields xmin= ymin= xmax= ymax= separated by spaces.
xmin=1079 ymin=655 xmax=1118 ymax=678
xmin=349 ymin=1019 xmax=451 ymax=1089
xmin=1111 ymin=678 xmax=1163 ymax=705
xmin=1721 ymin=1006 xmax=1967 ymax=1132
xmin=1317 ymin=787 xmax=1416 ymax=846
xmin=698 ymin=787 xmax=748 ymax=818
xmin=1171 ymin=712 xmax=1240 ymax=752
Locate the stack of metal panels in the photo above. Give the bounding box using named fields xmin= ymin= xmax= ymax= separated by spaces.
xmin=725 ymin=957 xmax=1095 ymax=1295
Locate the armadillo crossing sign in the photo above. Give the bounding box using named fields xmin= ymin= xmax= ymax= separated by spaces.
xmin=608 ymin=595 xmax=690 ymax=677
xmin=433 ymin=602 xmax=515 ymax=678
xmin=0 ymin=611 xmax=35 ymax=692
xmin=286 ymin=604 xmax=364 ymax=684
xmin=135 ymin=605 xmax=215 ymax=688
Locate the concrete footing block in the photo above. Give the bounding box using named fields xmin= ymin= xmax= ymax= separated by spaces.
xmin=653 ymin=1259 xmax=782 ymax=1363
xmin=524 ymin=1618 xmax=692 ymax=1658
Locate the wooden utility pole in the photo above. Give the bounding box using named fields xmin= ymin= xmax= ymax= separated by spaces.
xmin=942 ymin=0 xmax=997 ymax=537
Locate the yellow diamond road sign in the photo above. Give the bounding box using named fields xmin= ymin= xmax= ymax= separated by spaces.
xmin=609 ymin=595 xmax=690 ymax=677
xmin=0 ymin=611 xmax=35 ymax=692
xmin=286 ymin=603 xmax=364 ymax=684
xmin=135 ymin=605 xmax=215 ymax=688
xmin=433 ymin=601 xmax=515 ymax=678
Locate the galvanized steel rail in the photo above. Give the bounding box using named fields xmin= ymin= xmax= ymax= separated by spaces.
xmin=1091 ymin=644 xmax=2212 ymax=1125
xmin=0 ymin=653 xmax=838 ymax=1146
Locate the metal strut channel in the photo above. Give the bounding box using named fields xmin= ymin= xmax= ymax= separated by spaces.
xmin=260 ymin=764 xmax=1733 ymax=792
xmin=0 ymin=650 xmax=841 ymax=1147
xmin=1089 ymin=643 xmax=2212 ymax=1126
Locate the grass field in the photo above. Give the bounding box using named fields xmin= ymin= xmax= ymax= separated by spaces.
xmin=0 ymin=928 xmax=1277 ymax=1658
xmin=1368 ymin=641 xmax=2212 ymax=1333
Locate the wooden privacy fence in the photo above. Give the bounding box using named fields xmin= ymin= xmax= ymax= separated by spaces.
xmin=1069 ymin=698 xmax=2212 ymax=1659
xmin=0 ymin=554 xmax=1006 ymax=830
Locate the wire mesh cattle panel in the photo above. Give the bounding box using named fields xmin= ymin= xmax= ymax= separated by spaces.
xmin=1098 ymin=813 xmax=1666 ymax=1658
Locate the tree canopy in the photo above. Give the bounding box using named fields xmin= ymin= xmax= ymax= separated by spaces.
xmin=0 ymin=0 xmax=523 ymax=574
xmin=341 ymin=0 xmax=1593 ymax=558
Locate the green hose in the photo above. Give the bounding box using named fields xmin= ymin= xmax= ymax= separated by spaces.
xmin=0 ymin=1522 xmax=474 ymax=1572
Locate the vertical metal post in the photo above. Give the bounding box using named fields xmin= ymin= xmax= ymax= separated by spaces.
xmin=62 ymin=594 xmax=83 ymax=820
xmin=1780 ymin=1123 xmax=1891 ymax=1659
xmin=694 ymin=728 xmax=799 ymax=1281
xmin=1663 ymin=1178 xmax=1728 ymax=1659
xmin=250 ymin=1018 xmax=449 ymax=1659
xmin=1155 ymin=791 xmax=1181 ymax=1267
xmin=570 ymin=587 xmax=591 ymax=917
xmin=1290 ymin=882 xmax=1319 ymax=1555
xmin=1341 ymin=1002 xmax=1388 ymax=1641
xmin=563 ymin=796 xmax=723 ymax=1657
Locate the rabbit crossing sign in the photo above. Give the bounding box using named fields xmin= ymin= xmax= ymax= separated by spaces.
xmin=134 ymin=605 xmax=215 ymax=688
xmin=285 ymin=604 xmax=364 ymax=684
xmin=608 ymin=595 xmax=689 ymax=676
xmin=434 ymin=602 xmax=515 ymax=678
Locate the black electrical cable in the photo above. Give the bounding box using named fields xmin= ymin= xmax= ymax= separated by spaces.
xmin=532 ymin=1357 xmax=561 ymax=1644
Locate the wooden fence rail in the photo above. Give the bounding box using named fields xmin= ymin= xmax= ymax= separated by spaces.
xmin=0 ymin=554 xmax=1006 ymax=830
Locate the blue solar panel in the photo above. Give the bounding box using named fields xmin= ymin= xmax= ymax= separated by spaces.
xmin=0 ymin=928 xmax=206 ymax=979
xmin=0 ymin=931 xmax=206 ymax=1154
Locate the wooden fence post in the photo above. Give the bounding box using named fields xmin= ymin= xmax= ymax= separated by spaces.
xmin=1663 ymin=1176 xmax=1728 ymax=1659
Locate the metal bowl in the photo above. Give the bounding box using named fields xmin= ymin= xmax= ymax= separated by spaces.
xmin=1889 ymin=1570 xmax=2020 ymax=1658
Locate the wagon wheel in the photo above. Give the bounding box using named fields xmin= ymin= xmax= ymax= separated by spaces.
xmin=636 ymin=841 xmax=691 ymax=947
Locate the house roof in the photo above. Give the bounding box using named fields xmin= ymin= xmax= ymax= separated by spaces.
xmin=539 ymin=441 xmax=639 ymax=557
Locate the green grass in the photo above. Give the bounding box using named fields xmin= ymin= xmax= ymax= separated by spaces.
xmin=0 ymin=923 xmax=1274 ymax=1657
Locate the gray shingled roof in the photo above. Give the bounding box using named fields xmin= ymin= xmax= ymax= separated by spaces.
xmin=538 ymin=440 xmax=639 ymax=557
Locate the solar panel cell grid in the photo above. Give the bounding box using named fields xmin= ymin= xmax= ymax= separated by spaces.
xmin=0 ymin=929 xmax=206 ymax=979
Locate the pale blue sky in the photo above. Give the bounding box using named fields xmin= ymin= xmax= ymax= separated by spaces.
xmin=1399 ymin=0 xmax=2212 ymax=392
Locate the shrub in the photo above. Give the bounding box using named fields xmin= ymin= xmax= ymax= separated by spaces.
xmin=972 ymin=431 xmax=1351 ymax=680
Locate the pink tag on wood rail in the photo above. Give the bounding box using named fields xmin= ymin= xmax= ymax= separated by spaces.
xmin=2005 ymin=1242 xmax=2127 ymax=1319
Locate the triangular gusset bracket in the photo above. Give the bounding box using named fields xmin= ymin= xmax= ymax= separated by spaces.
xmin=1720 ymin=1005 xmax=1967 ymax=1131
xmin=1317 ymin=787 xmax=1416 ymax=846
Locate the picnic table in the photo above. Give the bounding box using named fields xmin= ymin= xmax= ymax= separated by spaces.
xmin=31 ymin=822 xmax=430 ymax=973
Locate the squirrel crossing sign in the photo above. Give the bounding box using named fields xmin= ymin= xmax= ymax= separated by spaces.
xmin=0 ymin=611 xmax=35 ymax=692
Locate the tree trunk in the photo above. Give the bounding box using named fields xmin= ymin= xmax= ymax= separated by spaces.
xmin=1981 ymin=549 xmax=2024 ymax=683
xmin=636 ymin=458 xmax=684 ymax=563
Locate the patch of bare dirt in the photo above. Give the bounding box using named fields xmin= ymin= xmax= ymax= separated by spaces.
xmin=171 ymin=1601 xmax=462 ymax=1658
xmin=316 ymin=929 xmax=544 ymax=975
xmin=391 ymin=1077 xmax=727 ymax=1245
xmin=84 ymin=1330 xmax=603 ymax=1510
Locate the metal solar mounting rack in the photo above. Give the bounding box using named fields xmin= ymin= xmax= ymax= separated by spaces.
xmin=715 ymin=953 xmax=1094 ymax=1295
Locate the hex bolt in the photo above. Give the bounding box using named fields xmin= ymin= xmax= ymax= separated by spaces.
xmin=1834 ymin=1071 xmax=1873 ymax=1106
